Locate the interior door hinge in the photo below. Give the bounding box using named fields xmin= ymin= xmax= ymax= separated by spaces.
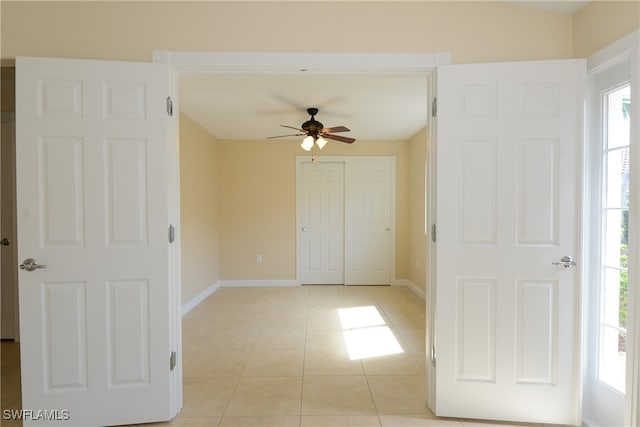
xmin=170 ymin=350 xmax=177 ymax=371
xmin=431 ymin=224 xmax=437 ymax=242
xmin=166 ymin=96 xmax=173 ymax=117
xmin=168 ymin=224 xmax=175 ymax=243
xmin=431 ymin=97 xmax=437 ymax=117
xmin=430 ymin=345 xmax=436 ymax=367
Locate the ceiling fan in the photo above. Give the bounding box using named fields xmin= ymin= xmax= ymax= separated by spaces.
xmin=267 ymin=107 xmax=356 ymax=151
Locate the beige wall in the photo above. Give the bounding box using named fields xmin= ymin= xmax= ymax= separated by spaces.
xmin=573 ymin=1 xmax=640 ymax=58
xmin=179 ymin=114 xmax=221 ymax=303
xmin=3 ymin=0 xmax=637 ymax=293
xmin=217 ymin=138 xmax=410 ymax=281
xmin=408 ymin=127 xmax=429 ymax=292
xmin=1 ymin=1 xmax=573 ymax=65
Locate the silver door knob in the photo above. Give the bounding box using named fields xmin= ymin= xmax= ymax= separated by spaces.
xmin=302 ymin=227 xmax=308 ymax=232
xmin=20 ymin=258 xmax=47 ymax=272
xmin=552 ymin=256 xmax=576 ymax=269
xmin=0 ymin=238 xmax=9 ymax=246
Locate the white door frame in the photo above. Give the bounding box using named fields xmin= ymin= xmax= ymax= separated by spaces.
xmin=585 ymin=30 xmax=640 ymax=427
xmin=153 ymin=48 xmax=445 ymax=404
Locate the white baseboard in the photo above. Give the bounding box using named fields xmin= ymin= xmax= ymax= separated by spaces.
xmin=220 ymin=279 xmax=301 ymax=288
xmin=181 ymin=281 xmax=221 ymax=316
xmin=392 ymin=279 xmax=426 ymax=300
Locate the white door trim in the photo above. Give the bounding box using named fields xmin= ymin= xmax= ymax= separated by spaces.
xmin=153 ymin=49 xmax=443 ymax=407
xmin=153 ymin=51 xmax=451 ymax=74
xmin=585 ymin=30 xmax=640 ymax=427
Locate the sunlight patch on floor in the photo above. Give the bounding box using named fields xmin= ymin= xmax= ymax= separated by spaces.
xmin=338 ymin=306 xmax=404 ymax=360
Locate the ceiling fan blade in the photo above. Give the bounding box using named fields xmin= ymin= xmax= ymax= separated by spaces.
xmin=280 ymin=124 xmax=305 ymax=132
xmin=322 ymin=126 xmax=350 ymax=133
xmin=267 ymin=133 xmax=305 ymax=139
xmin=323 ymin=133 xmax=355 ymax=144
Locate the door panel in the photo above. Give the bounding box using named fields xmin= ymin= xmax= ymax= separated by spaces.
xmin=435 ymin=59 xmax=584 ymax=424
xmin=345 ymin=160 xmax=392 ymax=285
xmin=298 ymin=161 xmax=344 ymax=284
xmin=17 ymin=57 xmax=173 ymax=426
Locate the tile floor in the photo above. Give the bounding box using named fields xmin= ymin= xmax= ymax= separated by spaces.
xmin=1 ymin=285 xmax=559 ymax=427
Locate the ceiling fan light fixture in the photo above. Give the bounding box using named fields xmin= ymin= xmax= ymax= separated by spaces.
xmin=301 ymin=135 xmax=315 ymax=151
xmin=316 ymin=136 xmax=328 ymax=150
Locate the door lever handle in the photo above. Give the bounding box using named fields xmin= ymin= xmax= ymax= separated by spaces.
xmin=20 ymin=258 xmax=47 ymax=272
xmin=552 ymin=256 xmax=576 ymax=269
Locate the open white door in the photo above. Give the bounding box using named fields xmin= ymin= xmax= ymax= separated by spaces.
xmin=434 ymin=59 xmax=584 ymax=424
xmin=16 ymin=57 xmax=178 ymax=426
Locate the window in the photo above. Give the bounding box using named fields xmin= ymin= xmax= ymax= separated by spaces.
xmin=598 ymin=85 xmax=630 ymax=393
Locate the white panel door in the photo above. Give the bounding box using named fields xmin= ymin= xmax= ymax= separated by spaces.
xmin=298 ymin=161 xmax=344 ymax=284
xmin=435 ymin=60 xmax=584 ymax=424
xmin=345 ymin=159 xmax=393 ymax=285
xmin=16 ymin=57 xmax=174 ymax=426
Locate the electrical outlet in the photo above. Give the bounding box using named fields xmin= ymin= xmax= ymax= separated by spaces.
xmin=257 ymin=254 xmax=262 ymax=264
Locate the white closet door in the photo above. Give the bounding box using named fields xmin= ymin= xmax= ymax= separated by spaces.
xmin=345 ymin=159 xmax=393 ymax=285
xmin=298 ymin=161 xmax=345 ymax=284
xmin=296 ymin=157 xmax=394 ymax=286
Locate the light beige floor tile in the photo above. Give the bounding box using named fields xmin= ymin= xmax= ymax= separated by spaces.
xmin=225 ymin=377 xmax=303 ymax=416
xmin=217 ymin=316 xmax=269 ymax=331
xmin=218 ymin=415 xmax=300 ymax=426
xmin=387 ymin=312 xmax=426 ymax=329
xmin=203 ymin=329 xmax=262 ymax=351
xmin=361 ymin=353 xmax=425 ymax=376
xmin=306 ymin=329 xmax=349 ymax=352
xmin=459 ymin=421 xmax=544 ymax=427
xmin=182 ymin=377 xmax=238 ymax=416
xmin=379 ymin=415 xmax=462 ymax=426
xmin=367 ymin=376 xmax=429 ymax=415
xmin=301 ymin=415 xmax=382 ymax=426
xmin=263 ymin=313 xmax=308 ymax=329
xmin=254 ymin=327 xmax=307 ymax=350
xmin=171 ymin=418 xmax=223 ymax=427
xmin=183 ymin=351 xmax=249 ymax=378
xmin=307 ymin=308 xmax=344 ymax=330
xmin=243 ymin=350 xmax=304 ymax=377
xmin=394 ymin=328 xmax=427 ymax=354
xmin=304 ymin=349 xmax=364 ymax=376
xmin=302 ymin=376 xmax=376 ymax=416
xmin=307 ymin=287 xmax=345 ymax=306
xmin=128 ymin=417 xmax=222 ymax=427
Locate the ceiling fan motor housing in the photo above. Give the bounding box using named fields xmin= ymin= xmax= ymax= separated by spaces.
xmin=302 ymin=107 xmax=323 ymax=135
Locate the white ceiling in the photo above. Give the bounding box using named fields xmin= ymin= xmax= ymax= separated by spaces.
xmin=179 ymin=72 xmax=430 ymax=142
xmin=178 ymin=1 xmax=589 ymax=142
